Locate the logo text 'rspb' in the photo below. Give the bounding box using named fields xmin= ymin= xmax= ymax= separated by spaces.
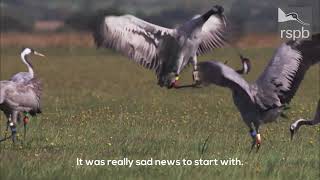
xmin=278 ymin=7 xmax=312 ymax=40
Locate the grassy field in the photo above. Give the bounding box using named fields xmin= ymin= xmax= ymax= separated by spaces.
xmin=0 ymin=47 xmax=319 ymax=179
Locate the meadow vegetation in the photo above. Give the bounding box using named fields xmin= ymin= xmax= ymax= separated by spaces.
xmin=0 ymin=42 xmax=318 ymax=179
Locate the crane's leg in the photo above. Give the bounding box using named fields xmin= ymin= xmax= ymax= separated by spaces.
xmin=190 ymin=56 xmax=200 ymax=85
xmin=256 ymin=129 xmax=261 ymax=150
xmin=9 ymin=111 xmax=18 ymax=143
xmin=4 ymin=114 xmax=11 ymax=139
xmin=17 ymin=112 xmax=22 ymax=124
xmin=169 ymin=72 xmax=180 ymax=88
xmin=23 ymin=112 xmax=30 ymax=140
xmin=249 ymin=122 xmax=261 ymax=152
xmin=171 ymin=56 xmax=184 ymax=88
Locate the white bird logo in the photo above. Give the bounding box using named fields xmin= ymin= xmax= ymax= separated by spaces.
xmin=278 ymin=8 xmax=310 ymax=26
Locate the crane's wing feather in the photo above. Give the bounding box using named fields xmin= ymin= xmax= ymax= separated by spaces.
xmin=0 ymin=80 xmax=41 ymax=112
xmin=198 ymin=61 xmax=254 ymax=101
xmin=93 ymin=15 xmax=175 ymax=71
xmin=197 ymin=15 xmax=228 ymax=55
xmin=255 ymin=34 xmax=320 ymax=109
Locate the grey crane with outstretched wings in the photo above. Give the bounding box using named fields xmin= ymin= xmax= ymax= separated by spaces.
xmin=93 ymin=5 xmax=228 ymax=88
xmin=197 ymin=33 xmax=320 ymax=150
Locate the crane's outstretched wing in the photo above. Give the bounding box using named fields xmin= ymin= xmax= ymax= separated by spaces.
xmin=255 ymin=34 xmax=320 ymax=109
xmin=197 ymin=14 xmax=228 ymax=56
xmin=93 ymin=15 xmax=175 ymax=71
xmin=198 ymin=61 xmax=254 ymax=102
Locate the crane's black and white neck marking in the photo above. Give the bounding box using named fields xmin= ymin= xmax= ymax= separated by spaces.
xmin=10 ymin=48 xmax=45 ymax=84
xmin=202 ymin=5 xmax=224 ymax=21
xmin=290 ymin=118 xmax=318 ymax=140
xmin=236 ymin=56 xmax=251 ymax=74
xmin=290 ymin=118 xmax=317 ymax=130
xmin=20 ymin=48 xmax=34 ymax=77
xmin=243 ymin=61 xmax=249 ymax=74
xmin=290 ymin=100 xmax=320 ymax=139
xmin=19 ymin=48 xmax=45 ymax=78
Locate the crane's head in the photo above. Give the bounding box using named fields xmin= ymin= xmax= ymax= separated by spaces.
xmin=201 ymin=5 xmax=225 ymax=22
xmin=156 ymin=56 xmax=180 ymax=88
xmin=211 ymin=5 xmax=224 ymax=15
xmin=21 ymin=47 xmax=45 ymax=58
xmin=289 ymin=122 xmax=297 ymax=140
xmin=157 ymin=72 xmax=178 ymax=89
xmin=240 ymin=55 xmax=251 ymax=74
xmin=289 ymin=119 xmax=302 ymax=140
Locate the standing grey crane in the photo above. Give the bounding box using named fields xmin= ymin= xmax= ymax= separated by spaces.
xmin=93 ymin=5 xmax=228 ymax=88
xmin=197 ymin=34 xmax=320 ymax=150
xmin=9 ymin=47 xmax=45 ymax=126
xmin=10 ymin=47 xmax=45 ymax=83
xmin=290 ymin=100 xmax=320 ymax=139
xmin=0 ymin=79 xmax=42 ymax=143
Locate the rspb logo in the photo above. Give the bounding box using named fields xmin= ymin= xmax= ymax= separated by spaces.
xmin=278 ymin=7 xmax=312 ymax=40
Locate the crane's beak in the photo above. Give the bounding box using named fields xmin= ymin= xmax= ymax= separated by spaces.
xmin=34 ymin=51 xmax=45 ymax=57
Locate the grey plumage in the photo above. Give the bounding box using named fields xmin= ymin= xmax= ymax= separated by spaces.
xmin=11 ymin=72 xmax=33 ymax=83
xmin=0 ymin=78 xmax=42 ymax=143
xmin=290 ymin=100 xmax=320 ymax=139
xmin=93 ymin=5 xmax=227 ymax=88
xmin=198 ymin=33 xmax=320 ymax=149
xmin=0 ymin=79 xmax=42 ymax=116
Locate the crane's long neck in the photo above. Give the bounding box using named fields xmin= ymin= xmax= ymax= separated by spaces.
xmin=292 ymin=101 xmax=320 ymax=131
xmin=201 ymin=9 xmax=215 ymax=22
xmin=179 ymin=9 xmax=216 ymax=35
xmin=21 ymin=54 xmax=34 ymax=77
xmin=236 ymin=61 xmax=250 ymax=74
xmin=293 ymin=118 xmax=319 ymax=131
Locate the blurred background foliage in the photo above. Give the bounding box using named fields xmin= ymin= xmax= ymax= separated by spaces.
xmin=0 ymin=0 xmax=319 ymax=34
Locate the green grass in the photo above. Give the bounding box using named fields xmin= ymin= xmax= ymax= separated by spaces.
xmin=0 ymin=47 xmax=319 ymax=180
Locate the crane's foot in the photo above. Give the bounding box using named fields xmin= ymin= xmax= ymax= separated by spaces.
xmin=249 ymin=131 xmax=261 ymax=152
xmin=256 ymin=134 xmax=261 ymax=150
